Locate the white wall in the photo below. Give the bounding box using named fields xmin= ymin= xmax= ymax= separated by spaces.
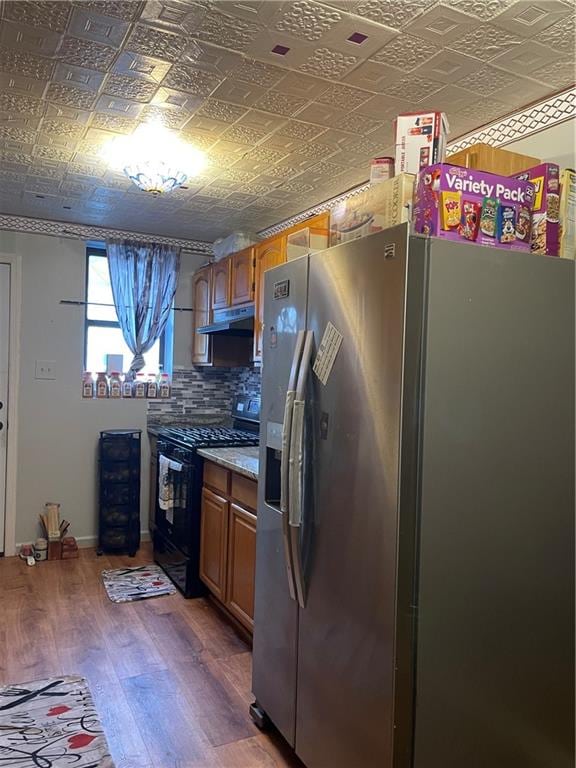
xmin=0 ymin=230 xmax=149 ymax=547
xmin=505 ymin=118 xmax=575 ymax=170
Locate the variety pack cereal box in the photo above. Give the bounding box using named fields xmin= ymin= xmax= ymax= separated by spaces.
xmin=513 ymin=163 xmax=560 ymax=256
xmin=413 ymin=164 xmax=535 ymax=252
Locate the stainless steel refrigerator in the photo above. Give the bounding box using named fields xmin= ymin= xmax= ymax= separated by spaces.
xmin=251 ymin=225 xmax=574 ymax=768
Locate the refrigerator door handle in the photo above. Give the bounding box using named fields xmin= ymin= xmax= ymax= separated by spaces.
xmin=289 ymin=329 xmax=314 ymax=608
xmin=280 ymin=330 xmax=306 ymax=602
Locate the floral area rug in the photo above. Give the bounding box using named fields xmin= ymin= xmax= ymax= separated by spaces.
xmin=101 ymin=563 xmax=176 ymax=603
xmin=0 ymin=675 xmax=114 ymax=767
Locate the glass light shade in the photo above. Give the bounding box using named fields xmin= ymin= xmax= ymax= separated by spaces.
xmin=101 ymin=121 xmax=206 ymax=195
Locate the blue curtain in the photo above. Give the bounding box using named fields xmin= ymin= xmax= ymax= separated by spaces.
xmin=106 ymin=239 xmax=180 ymax=376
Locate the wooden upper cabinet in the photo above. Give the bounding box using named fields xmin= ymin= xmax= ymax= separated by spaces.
xmin=212 ymin=257 xmax=231 ymax=310
xmin=231 ymin=247 xmax=255 ymax=306
xmin=254 ymin=235 xmax=286 ymax=362
xmin=192 ymin=266 xmax=212 ymax=365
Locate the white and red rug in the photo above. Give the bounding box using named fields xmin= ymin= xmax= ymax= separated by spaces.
xmin=101 ymin=563 xmax=176 ymax=603
xmin=0 ymin=675 xmax=114 ymax=767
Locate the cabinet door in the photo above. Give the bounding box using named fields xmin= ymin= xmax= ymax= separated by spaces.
xmin=226 ymin=503 xmax=257 ymax=631
xmin=231 ymin=247 xmax=255 ymax=306
xmin=212 ymin=257 xmax=231 ymax=310
xmin=199 ymin=487 xmax=229 ymax=600
xmin=192 ymin=266 xmax=212 ymax=365
xmin=254 ymin=235 xmax=286 ymax=361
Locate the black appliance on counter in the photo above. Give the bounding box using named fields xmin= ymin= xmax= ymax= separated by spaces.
xmin=153 ymin=396 xmax=260 ymax=597
xmin=98 ymin=429 xmax=141 ymax=556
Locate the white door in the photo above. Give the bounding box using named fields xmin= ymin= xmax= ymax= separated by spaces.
xmin=0 ymin=263 xmax=10 ymax=554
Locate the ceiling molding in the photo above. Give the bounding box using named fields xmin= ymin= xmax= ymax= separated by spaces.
xmin=257 ymin=87 xmax=575 ymax=239
xmin=0 ymin=213 xmax=212 ymax=253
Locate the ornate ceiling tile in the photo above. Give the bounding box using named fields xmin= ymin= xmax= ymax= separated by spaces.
xmin=40 ymin=119 xmax=85 ymax=138
xmin=0 ymin=72 xmax=47 ymax=99
xmin=0 ymin=49 xmax=55 ymax=80
xmin=255 ymin=90 xmax=309 ymax=117
xmin=197 ymin=98 xmax=248 ymax=123
xmin=94 ymin=95 xmax=144 ymax=117
xmin=234 ymin=59 xmax=285 ymax=88
xmin=103 ymin=74 xmax=159 ymax=102
xmin=316 ymin=83 xmax=372 ymax=110
xmin=294 ymin=142 xmax=334 ymax=160
xmin=126 ymin=23 xmax=187 ymax=62
xmin=46 ymin=83 xmax=97 ymax=109
xmin=3 ymin=1 xmax=71 ymax=33
xmin=442 ymin=0 xmax=515 ymax=19
xmin=0 ymin=125 xmax=37 ymax=143
xmin=112 ymin=52 xmax=172 ymax=83
xmin=0 ymin=92 xmax=44 ymax=116
xmin=90 ymin=113 xmax=138 ymax=133
xmin=196 ymin=9 xmax=263 ymax=52
xmin=163 ymin=64 xmax=223 ymax=95
xmin=447 ymin=24 xmax=523 ymax=61
xmin=380 ymin=74 xmax=444 ymax=102
xmin=72 ymin=1 xmax=144 ymax=21
xmin=300 ymin=47 xmax=359 ymax=79
xmin=140 ymin=104 xmax=193 ymax=128
xmin=33 ymin=144 xmax=75 ymax=162
xmin=457 ymin=96 xmax=509 ymax=122
xmin=458 ymin=66 xmax=517 ymax=97
xmin=353 ymin=0 xmax=436 ymax=29
xmin=337 ymin=111 xmax=382 ymax=134
xmin=535 ymin=17 xmax=575 ymax=53
xmin=68 ymin=7 xmax=131 ymax=47
xmin=530 ymin=58 xmax=576 ymax=90
xmin=53 ymin=63 xmax=106 ymax=92
xmin=274 ymin=0 xmax=341 ymax=42
xmin=221 ymin=124 xmax=268 ymax=145
xmin=56 ymin=36 xmax=118 ymax=71
xmin=276 ymin=120 xmax=326 ymax=140
xmin=0 ymin=22 xmax=62 ymax=55
xmin=371 ymin=33 xmax=439 ymax=71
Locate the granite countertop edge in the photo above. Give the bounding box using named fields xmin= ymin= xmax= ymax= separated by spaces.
xmin=197 ymin=447 xmax=259 ymax=481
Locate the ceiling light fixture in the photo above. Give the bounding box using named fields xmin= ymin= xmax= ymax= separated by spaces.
xmin=101 ymin=121 xmax=206 ymax=196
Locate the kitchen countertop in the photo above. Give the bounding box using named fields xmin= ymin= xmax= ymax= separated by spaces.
xmin=197 ymin=447 xmax=259 ymax=481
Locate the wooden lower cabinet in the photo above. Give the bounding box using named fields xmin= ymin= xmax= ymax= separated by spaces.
xmin=200 ymin=461 xmax=258 ymax=632
xmin=148 ymin=434 xmax=157 ymax=534
xmin=227 ymin=504 xmax=257 ymax=631
xmin=199 ymin=487 xmax=228 ymax=601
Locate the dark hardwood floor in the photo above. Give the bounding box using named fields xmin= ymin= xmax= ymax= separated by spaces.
xmin=0 ymin=544 xmax=302 ymax=768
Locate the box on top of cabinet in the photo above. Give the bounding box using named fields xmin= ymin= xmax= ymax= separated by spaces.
xmin=329 ymin=173 xmax=415 ymax=246
xmin=413 ymin=163 xmax=535 ymax=252
xmin=395 ymin=111 xmax=449 ymax=175
xmin=559 ymin=168 xmax=576 ymax=259
xmin=513 ymin=163 xmax=560 ymax=256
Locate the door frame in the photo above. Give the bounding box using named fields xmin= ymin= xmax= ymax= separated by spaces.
xmin=0 ymin=251 xmax=21 ymax=557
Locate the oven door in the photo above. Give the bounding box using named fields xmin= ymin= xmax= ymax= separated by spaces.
xmin=156 ymin=452 xmax=196 ymax=556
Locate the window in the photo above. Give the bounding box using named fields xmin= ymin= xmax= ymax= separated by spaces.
xmin=84 ymin=247 xmax=173 ymax=375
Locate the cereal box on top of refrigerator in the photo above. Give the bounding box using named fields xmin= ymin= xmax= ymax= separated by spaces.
xmin=513 ymin=163 xmax=560 ymax=256
xmin=413 ymin=164 xmax=535 ymax=252
xmin=394 ymin=112 xmax=449 ymax=176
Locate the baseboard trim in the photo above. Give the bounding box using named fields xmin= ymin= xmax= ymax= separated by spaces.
xmin=16 ymin=530 xmax=151 ymax=551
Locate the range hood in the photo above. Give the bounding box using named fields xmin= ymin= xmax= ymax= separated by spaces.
xmin=197 ymin=304 xmax=254 ymax=336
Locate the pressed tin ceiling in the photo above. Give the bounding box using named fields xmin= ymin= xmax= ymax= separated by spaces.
xmin=0 ymin=0 xmax=574 ymax=243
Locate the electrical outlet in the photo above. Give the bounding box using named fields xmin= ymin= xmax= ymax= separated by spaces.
xmin=35 ymin=360 xmax=56 ymax=380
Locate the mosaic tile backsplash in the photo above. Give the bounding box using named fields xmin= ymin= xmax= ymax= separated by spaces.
xmin=147 ymin=366 xmax=261 ymax=424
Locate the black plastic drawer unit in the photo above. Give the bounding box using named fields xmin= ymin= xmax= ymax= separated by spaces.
xmin=98 ymin=429 xmax=141 ymax=556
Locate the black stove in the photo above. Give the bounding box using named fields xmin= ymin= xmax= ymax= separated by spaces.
xmin=152 ymin=395 xmax=260 ymax=598
xmin=157 ymin=425 xmax=259 ymax=449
